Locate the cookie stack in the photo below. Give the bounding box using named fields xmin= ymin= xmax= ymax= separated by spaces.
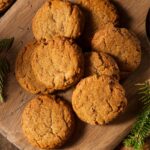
xmin=15 ymin=0 xmax=142 ymax=149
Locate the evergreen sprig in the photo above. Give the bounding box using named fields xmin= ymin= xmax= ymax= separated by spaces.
xmin=137 ymin=82 xmax=150 ymax=109
xmin=0 ymin=37 xmax=14 ymax=103
xmin=124 ymin=81 xmax=150 ymax=150
xmin=0 ymin=38 xmax=14 ymax=52
xmin=0 ymin=58 xmax=10 ymax=103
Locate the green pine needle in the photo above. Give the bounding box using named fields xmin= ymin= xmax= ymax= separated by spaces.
xmin=124 ymin=110 xmax=150 ymax=149
xmin=0 ymin=58 xmax=10 ymax=103
xmin=124 ymin=81 xmax=150 ymax=150
xmin=0 ymin=38 xmax=14 ymax=52
xmin=0 ymin=37 xmax=14 ymax=103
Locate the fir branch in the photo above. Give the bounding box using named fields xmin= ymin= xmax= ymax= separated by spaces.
xmin=0 ymin=37 xmax=14 ymax=103
xmin=0 ymin=58 xmax=10 ymax=103
xmin=0 ymin=38 xmax=14 ymax=52
xmin=137 ymin=82 xmax=150 ymax=109
xmin=124 ymin=81 xmax=150 ymax=150
xmin=124 ymin=110 xmax=150 ymax=149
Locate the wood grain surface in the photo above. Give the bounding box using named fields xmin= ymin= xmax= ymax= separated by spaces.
xmin=0 ymin=0 xmax=150 ymax=150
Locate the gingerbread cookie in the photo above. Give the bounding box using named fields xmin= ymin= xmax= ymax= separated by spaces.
xmin=31 ymin=37 xmax=84 ymax=93
xmin=22 ymin=95 xmax=75 ymax=149
xmin=92 ymin=24 xmax=141 ymax=74
xmin=74 ymin=0 xmax=118 ymax=46
xmin=32 ymin=0 xmax=84 ymax=41
xmin=72 ymin=75 xmax=127 ymax=125
xmin=84 ymin=51 xmax=120 ymax=80
xmin=0 ymin=0 xmax=14 ymax=13
xmin=15 ymin=42 xmax=47 ymax=94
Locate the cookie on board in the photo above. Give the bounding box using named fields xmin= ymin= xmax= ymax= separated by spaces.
xmin=91 ymin=24 xmax=141 ymax=75
xmin=31 ymin=37 xmax=84 ymax=93
xmin=84 ymin=51 xmax=120 ymax=80
xmin=74 ymin=0 xmax=118 ymax=46
xmin=32 ymin=0 xmax=84 ymax=41
xmin=22 ymin=95 xmax=75 ymax=149
xmin=0 ymin=0 xmax=14 ymax=13
xmin=15 ymin=42 xmax=47 ymax=94
xmin=72 ymin=75 xmax=127 ymax=125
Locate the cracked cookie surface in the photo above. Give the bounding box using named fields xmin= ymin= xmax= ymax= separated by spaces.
xmin=15 ymin=42 xmax=47 ymax=94
xmin=22 ymin=95 xmax=75 ymax=149
xmin=0 ymin=0 xmax=13 ymax=12
xmin=91 ymin=24 xmax=141 ymax=74
xmin=32 ymin=0 xmax=84 ymax=41
xmin=84 ymin=51 xmax=120 ymax=80
xmin=74 ymin=0 xmax=118 ymax=46
xmin=72 ymin=75 xmax=127 ymax=125
xmin=31 ymin=37 xmax=84 ymax=93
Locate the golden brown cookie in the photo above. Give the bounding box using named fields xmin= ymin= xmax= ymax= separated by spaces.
xmin=32 ymin=0 xmax=84 ymax=41
xmin=91 ymin=24 xmax=141 ymax=74
xmin=15 ymin=42 xmax=47 ymax=94
xmin=74 ymin=0 xmax=118 ymax=46
xmin=22 ymin=95 xmax=75 ymax=149
xmin=31 ymin=37 xmax=84 ymax=93
xmin=0 ymin=0 xmax=14 ymax=13
xmin=72 ymin=75 xmax=127 ymax=125
xmin=84 ymin=51 xmax=120 ymax=80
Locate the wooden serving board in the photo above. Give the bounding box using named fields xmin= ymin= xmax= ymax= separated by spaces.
xmin=0 ymin=0 xmax=150 ymax=150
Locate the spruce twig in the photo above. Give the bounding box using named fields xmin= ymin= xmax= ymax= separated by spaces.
xmin=0 ymin=38 xmax=14 ymax=52
xmin=0 ymin=58 xmax=10 ymax=103
xmin=0 ymin=37 xmax=14 ymax=102
xmin=124 ymin=81 xmax=150 ymax=150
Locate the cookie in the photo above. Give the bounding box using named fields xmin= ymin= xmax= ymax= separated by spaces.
xmin=91 ymin=24 xmax=141 ymax=73
xmin=31 ymin=37 xmax=84 ymax=93
xmin=15 ymin=42 xmax=47 ymax=94
xmin=72 ymin=75 xmax=127 ymax=125
xmin=32 ymin=0 xmax=84 ymax=41
xmin=84 ymin=51 xmax=120 ymax=80
xmin=74 ymin=0 xmax=118 ymax=46
xmin=0 ymin=0 xmax=14 ymax=13
xmin=22 ymin=95 xmax=75 ymax=149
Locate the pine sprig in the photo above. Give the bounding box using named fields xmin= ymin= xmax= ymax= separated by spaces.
xmin=0 ymin=58 xmax=10 ymax=103
xmin=124 ymin=110 xmax=150 ymax=149
xmin=0 ymin=37 xmax=14 ymax=102
xmin=124 ymin=81 xmax=150 ymax=150
xmin=0 ymin=38 xmax=14 ymax=52
xmin=137 ymin=82 xmax=150 ymax=109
